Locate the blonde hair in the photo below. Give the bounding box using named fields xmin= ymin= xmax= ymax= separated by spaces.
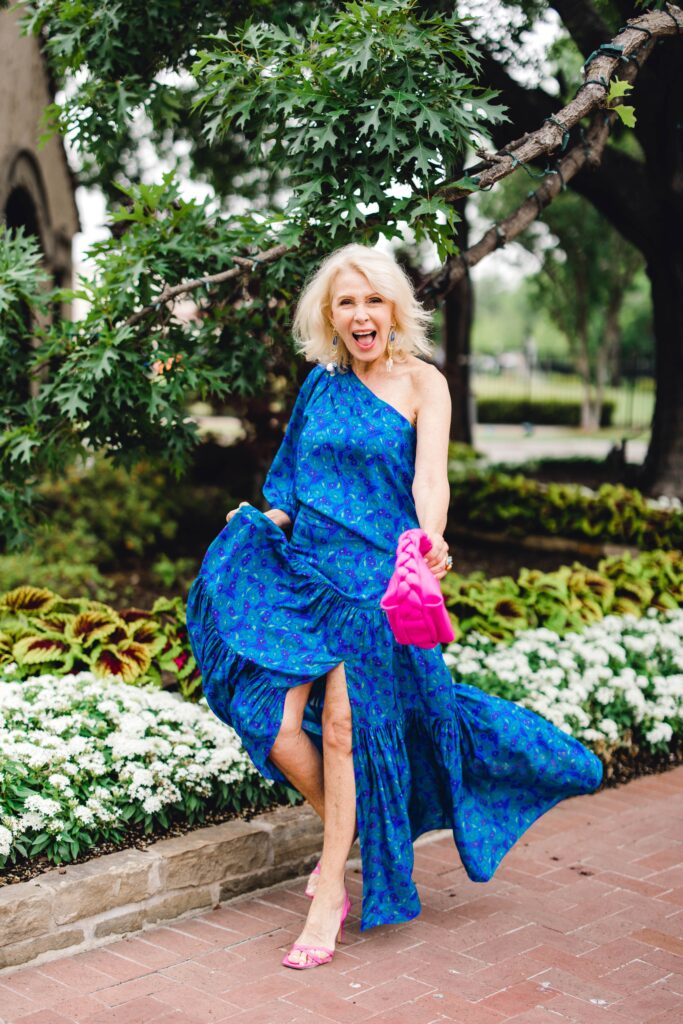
xmin=291 ymin=243 xmax=434 ymax=371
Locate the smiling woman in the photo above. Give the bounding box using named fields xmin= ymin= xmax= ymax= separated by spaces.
xmin=185 ymin=242 xmax=604 ymax=972
xmin=292 ymin=243 xmax=434 ymax=373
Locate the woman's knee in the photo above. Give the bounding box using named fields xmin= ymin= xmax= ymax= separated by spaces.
xmin=322 ymin=661 xmax=353 ymax=754
xmin=322 ymin=713 xmax=353 ymax=754
xmin=271 ymin=682 xmax=312 ymax=752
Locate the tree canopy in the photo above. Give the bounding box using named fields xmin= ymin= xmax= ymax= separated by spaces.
xmin=1 ymin=0 xmax=682 ymax=547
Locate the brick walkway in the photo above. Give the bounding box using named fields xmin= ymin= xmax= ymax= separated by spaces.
xmin=1 ymin=768 xmax=683 ymax=1024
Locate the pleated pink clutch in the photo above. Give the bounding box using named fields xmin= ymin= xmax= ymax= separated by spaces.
xmin=380 ymin=529 xmax=455 ymax=648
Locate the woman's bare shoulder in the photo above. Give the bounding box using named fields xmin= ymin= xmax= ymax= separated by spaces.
xmin=408 ymin=359 xmax=450 ymax=407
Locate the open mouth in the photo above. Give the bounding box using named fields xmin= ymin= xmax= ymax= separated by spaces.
xmin=352 ymin=330 xmax=377 ymax=349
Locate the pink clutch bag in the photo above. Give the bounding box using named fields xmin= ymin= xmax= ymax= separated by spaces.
xmin=380 ymin=529 xmax=455 ymax=648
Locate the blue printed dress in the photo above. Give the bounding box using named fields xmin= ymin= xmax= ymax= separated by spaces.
xmin=185 ymin=362 xmax=604 ymax=931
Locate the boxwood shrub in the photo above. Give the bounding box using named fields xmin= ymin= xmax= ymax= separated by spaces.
xmin=476 ymin=397 xmax=615 ymax=427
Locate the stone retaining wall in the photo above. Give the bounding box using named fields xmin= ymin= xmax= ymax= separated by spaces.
xmin=0 ymin=804 xmax=330 ymax=972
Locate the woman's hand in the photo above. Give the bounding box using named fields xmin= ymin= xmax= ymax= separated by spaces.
xmin=225 ymin=503 xmax=292 ymax=532
xmin=264 ymin=508 xmax=292 ymax=531
xmin=226 ymin=501 xmax=251 ymax=523
xmin=423 ymin=532 xmax=451 ymax=579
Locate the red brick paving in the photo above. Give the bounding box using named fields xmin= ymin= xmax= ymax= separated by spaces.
xmin=1 ymin=767 xmax=683 ymax=1024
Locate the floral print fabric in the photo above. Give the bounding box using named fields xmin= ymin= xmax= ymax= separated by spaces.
xmin=186 ymin=362 xmax=604 ymax=931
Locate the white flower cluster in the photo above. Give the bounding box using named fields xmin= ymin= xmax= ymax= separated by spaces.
xmin=0 ymin=671 xmax=271 ymax=864
xmin=647 ymin=494 xmax=683 ymax=512
xmin=444 ymin=608 xmax=683 ymax=749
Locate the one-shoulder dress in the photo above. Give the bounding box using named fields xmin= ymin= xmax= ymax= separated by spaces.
xmin=185 ymin=362 xmax=604 ymax=932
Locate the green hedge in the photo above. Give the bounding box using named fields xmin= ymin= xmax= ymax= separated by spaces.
xmin=476 ymin=397 xmax=615 ymax=427
xmin=448 ymin=469 xmax=683 ymax=550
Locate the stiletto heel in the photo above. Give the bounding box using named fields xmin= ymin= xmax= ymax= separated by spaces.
xmin=304 ymin=858 xmax=321 ymax=899
xmin=337 ymin=893 xmax=348 ymax=943
xmin=282 ymin=888 xmax=351 ymax=969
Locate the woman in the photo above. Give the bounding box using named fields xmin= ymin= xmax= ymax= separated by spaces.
xmin=185 ymin=243 xmax=604 ymax=971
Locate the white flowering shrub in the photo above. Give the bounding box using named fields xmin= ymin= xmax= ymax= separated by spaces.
xmin=444 ymin=607 xmax=683 ymax=754
xmin=0 ymin=671 xmax=283 ymax=868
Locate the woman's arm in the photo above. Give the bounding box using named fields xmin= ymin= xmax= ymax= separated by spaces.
xmin=262 ymin=365 xmax=323 ymax=522
xmin=264 ymin=508 xmax=292 ymax=530
xmin=412 ymin=365 xmax=452 ymax=578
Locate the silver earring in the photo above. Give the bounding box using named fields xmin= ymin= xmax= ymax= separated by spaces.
xmin=327 ymin=333 xmax=339 ymax=374
xmin=386 ymin=328 xmax=396 ymax=372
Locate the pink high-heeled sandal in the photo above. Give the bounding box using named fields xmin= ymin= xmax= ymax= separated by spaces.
xmin=281 ymin=888 xmax=351 ymax=970
xmin=304 ymin=859 xmax=321 ymax=899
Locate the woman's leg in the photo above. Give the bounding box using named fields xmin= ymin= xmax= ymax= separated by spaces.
xmin=269 ymin=679 xmax=326 ymax=819
xmin=268 ymin=676 xmax=360 ymax=851
xmin=285 ymin=661 xmax=357 ymax=964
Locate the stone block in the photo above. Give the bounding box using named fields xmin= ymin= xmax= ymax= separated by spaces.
xmin=0 ymin=886 xmax=53 ymax=947
xmin=0 ymin=927 xmax=83 ymax=970
xmin=34 ymin=850 xmax=155 ymax=925
xmin=157 ymin=820 xmax=270 ymax=889
xmin=257 ymin=804 xmax=324 ymax=866
xmin=219 ymin=862 xmax=302 ymax=901
xmin=93 ymin=886 xmax=215 ymax=939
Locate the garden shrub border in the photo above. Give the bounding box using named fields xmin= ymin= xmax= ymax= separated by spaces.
xmin=447 ymin=469 xmax=682 ymax=550
xmin=475 ymin=396 xmax=615 ymax=427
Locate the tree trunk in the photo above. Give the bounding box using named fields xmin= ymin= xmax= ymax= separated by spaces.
xmin=636 ymin=242 xmax=683 ymax=496
xmin=443 ymin=211 xmax=474 ymax=443
xmin=633 ymin=38 xmax=683 ymax=496
xmin=603 ymin=291 xmax=621 ymax=387
xmin=575 ymin=340 xmax=596 ymax=431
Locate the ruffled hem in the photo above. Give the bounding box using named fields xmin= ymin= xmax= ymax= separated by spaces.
xmin=353 ymin=694 xmax=603 ymax=930
xmin=192 ymin=504 xmax=390 ymax=679
xmin=186 ymin=571 xmax=327 ymax=786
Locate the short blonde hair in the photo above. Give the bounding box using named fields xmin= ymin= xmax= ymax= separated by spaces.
xmin=291 ymin=243 xmax=434 ymax=371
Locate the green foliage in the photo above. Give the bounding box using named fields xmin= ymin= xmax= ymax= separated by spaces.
xmin=21 ymin=1 xmax=243 ymax=183
xmin=0 ymin=551 xmax=115 ymax=603
xmin=448 ymin=467 xmax=683 ymax=550
xmin=442 ymin=549 xmax=683 ymax=643
xmin=476 ymin=126 xmax=645 ymax=411
xmin=34 ymin=453 xmax=181 ymax=566
xmin=476 ymin=396 xmax=615 ymax=427
xmin=607 ymin=79 xmax=636 ymax=128
xmin=194 ymin=0 xmax=508 ymax=260
xmin=0 ymin=229 xmax=53 ymax=547
xmin=151 ymin=555 xmax=198 ymax=592
xmin=0 ymin=586 xmax=201 ymax=697
xmin=0 ymin=181 xmax=281 ymax=548
xmin=447 ymin=440 xmax=482 ymax=462
xmin=2 ymin=0 xmax=512 ymax=543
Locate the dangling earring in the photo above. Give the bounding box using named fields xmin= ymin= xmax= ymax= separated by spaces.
xmin=386 ymin=327 xmax=396 ymax=372
xmin=327 ymin=333 xmax=338 ymax=374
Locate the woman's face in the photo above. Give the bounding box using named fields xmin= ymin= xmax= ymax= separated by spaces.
xmin=329 ymin=268 xmax=394 ymax=366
